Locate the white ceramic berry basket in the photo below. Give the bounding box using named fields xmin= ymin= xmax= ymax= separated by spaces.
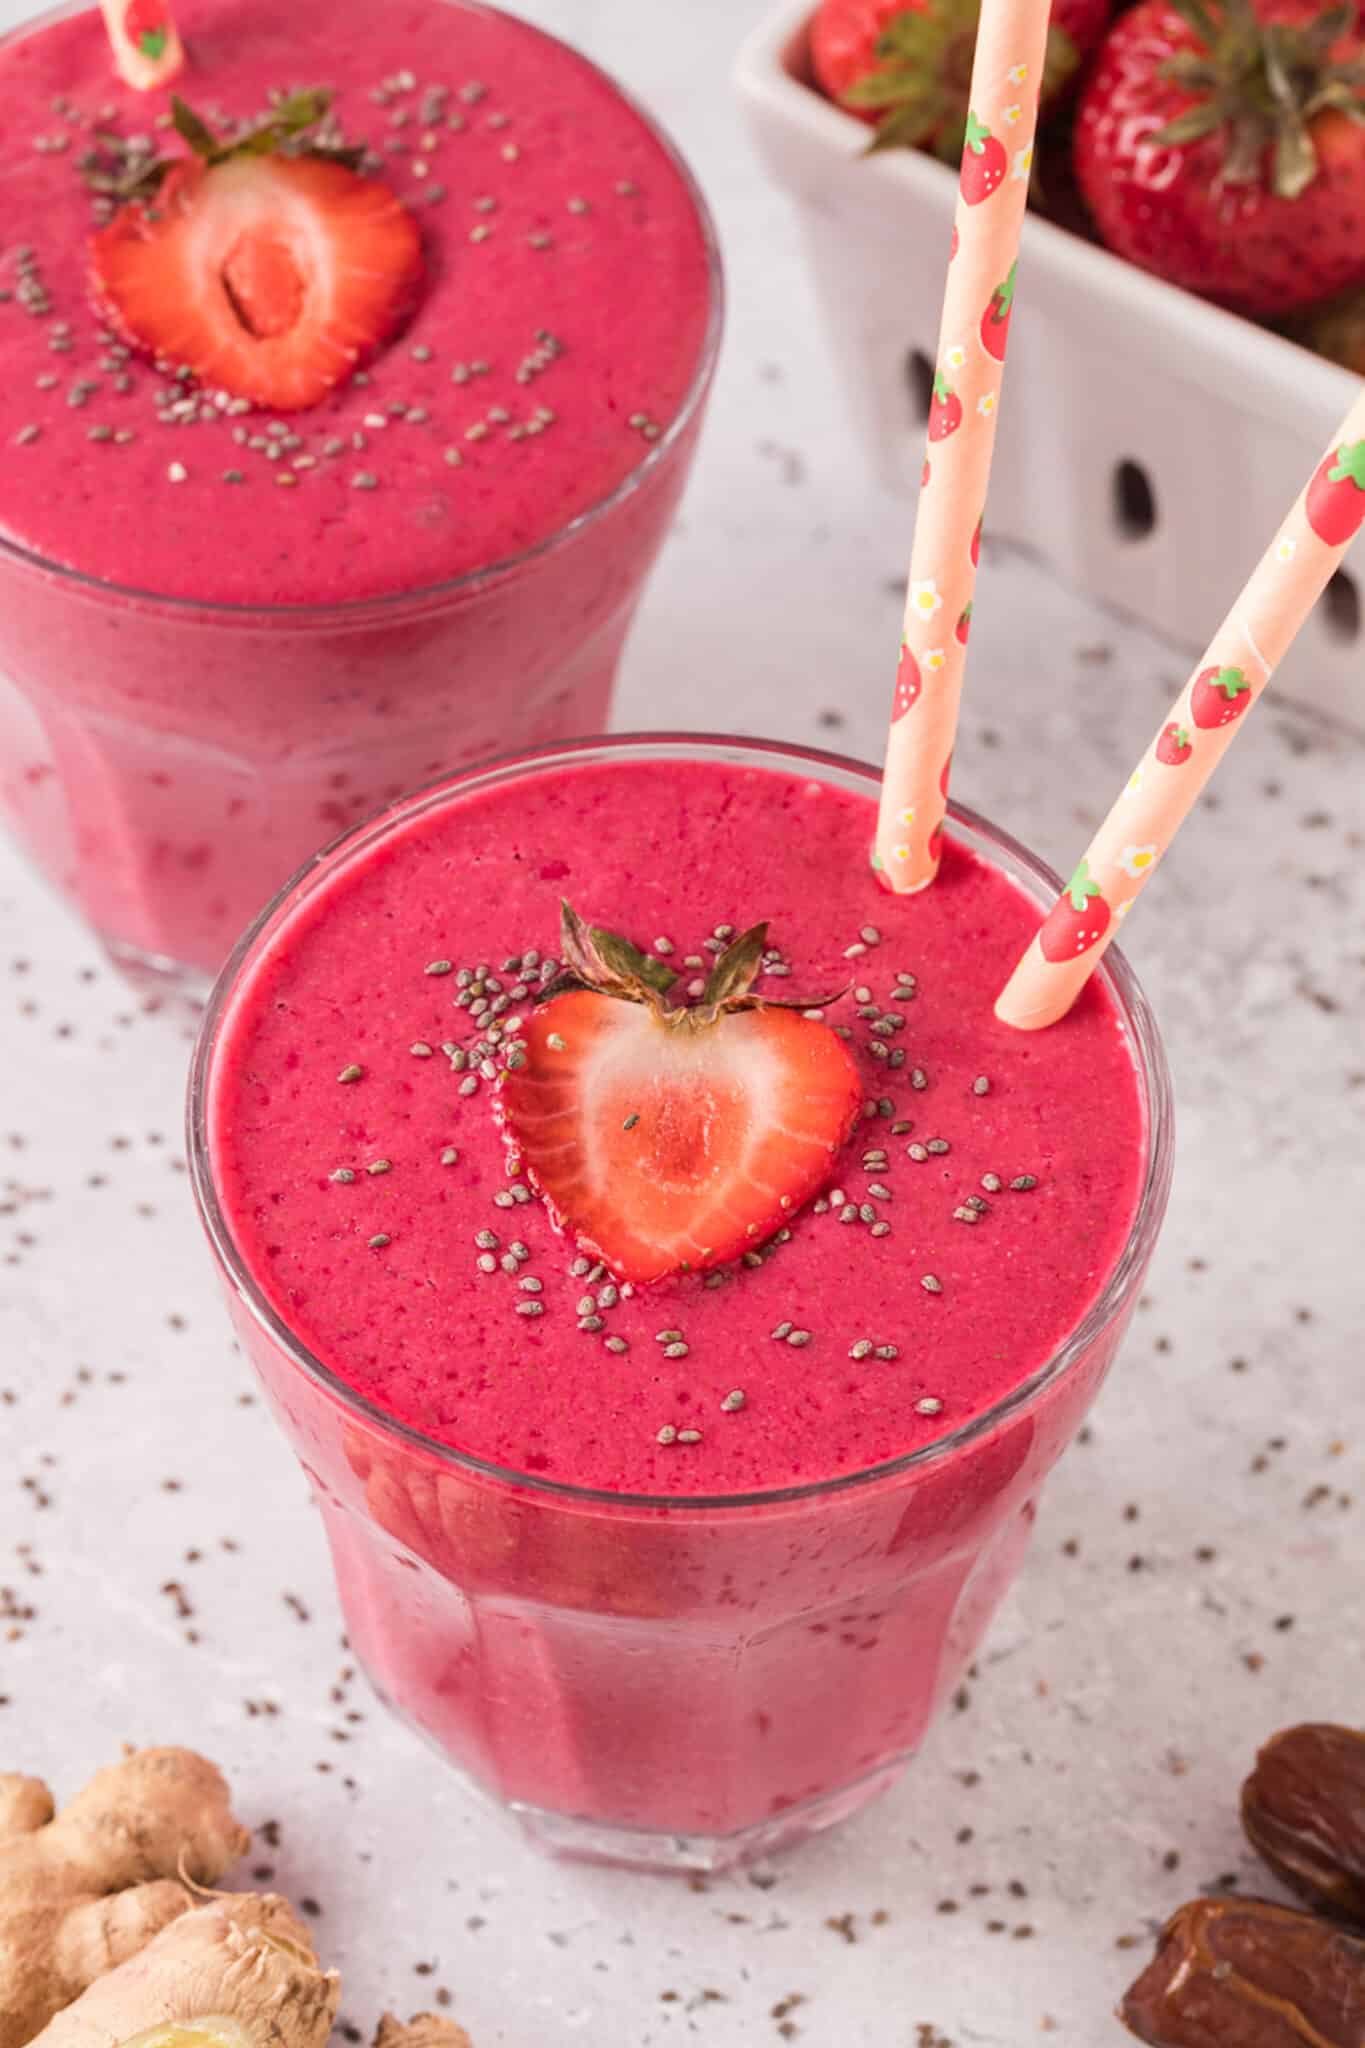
xmin=734 ymin=0 xmax=1365 ymax=731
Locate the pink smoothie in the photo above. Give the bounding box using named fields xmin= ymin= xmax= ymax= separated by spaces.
xmin=0 ymin=0 xmax=717 ymax=978
xmin=0 ymin=0 xmax=712 ymax=602
xmin=211 ymin=752 xmax=1146 ymax=1491
xmin=199 ymin=742 xmax=1163 ymax=1861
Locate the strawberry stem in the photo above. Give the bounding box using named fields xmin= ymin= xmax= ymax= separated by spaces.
xmin=1066 ymin=857 xmax=1101 ymax=910
xmin=1328 ymin=437 xmax=1365 ymax=488
xmin=1213 ymin=665 xmax=1250 ymax=699
xmin=964 ymin=108 xmax=990 ymax=152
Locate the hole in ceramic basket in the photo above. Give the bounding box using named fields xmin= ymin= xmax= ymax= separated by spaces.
xmin=1323 ymin=568 xmax=1360 ymax=643
xmin=904 ymin=347 xmax=935 ymax=424
xmin=1113 ymin=459 xmax=1156 ymax=540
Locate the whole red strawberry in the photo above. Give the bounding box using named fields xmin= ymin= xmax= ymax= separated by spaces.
xmin=1190 ymin=664 xmax=1252 ymax=727
xmin=980 ymin=264 xmax=1015 ymax=360
xmin=1039 ymin=858 xmax=1110 ymax=962
xmin=1074 ymin=0 xmax=1365 ymax=314
xmin=811 ymin=0 xmax=1110 ymax=159
xmin=928 ymin=371 xmax=962 ymax=439
xmin=894 ymin=642 xmax=922 ymax=717
xmin=1155 ymin=720 xmax=1193 ymax=764
xmin=1306 ymin=437 xmax=1365 ymax=542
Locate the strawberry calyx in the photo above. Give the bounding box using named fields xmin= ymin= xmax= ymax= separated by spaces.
xmin=1065 ymin=857 xmax=1102 ymax=910
xmin=932 ymin=369 xmax=954 ymax=400
xmin=1210 ymin=664 xmax=1250 ymax=699
xmin=991 ymin=262 xmax=1017 ymax=318
xmin=1328 ymin=436 xmax=1365 ymax=485
xmin=841 ymin=4 xmax=1079 ymax=159
xmin=1153 ymin=0 xmax=1365 ymax=198
xmin=91 ymin=88 xmax=367 ymax=205
xmin=544 ymin=903 xmax=847 ymax=1022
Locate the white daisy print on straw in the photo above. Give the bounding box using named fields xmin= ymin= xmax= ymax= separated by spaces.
xmin=924 ymin=648 xmax=947 ymax=672
xmin=1276 ymin=535 xmax=1297 ymax=563
xmin=977 ymin=392 xmax=997 ymax=418
xmin=1007 ymin=61 xmax=1029 ymax=83
xmin=945 ymin=343 xmax=967 ymax=371
xmin=1012 ymin=145 xmax=1033 ymax=181
xmin=908 ymin=579 xmax=944 ymax=621
xmin=1003 ymin=104 xmax=1023 ymax=125
xmin=1119 ymin=843 xmax=1160 ymax=879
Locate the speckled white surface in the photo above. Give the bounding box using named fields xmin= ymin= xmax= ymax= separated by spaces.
xmin=3 ymin=2 xmax=1364 ymax=2044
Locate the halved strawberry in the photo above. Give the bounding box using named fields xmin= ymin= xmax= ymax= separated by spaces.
xmin=90 ymin=97 xmax=422 ymax=410
xmin=499 ymin=910 xmax=861 ymax=1283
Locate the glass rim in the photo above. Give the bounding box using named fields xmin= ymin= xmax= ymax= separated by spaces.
xmin=0 ymin=0 xmax=725 ymax=624
xmin=187 ymin=732 xmax=1175 ymax=1514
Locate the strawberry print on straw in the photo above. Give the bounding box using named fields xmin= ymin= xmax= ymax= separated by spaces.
xmin=875 ymin=0 xmax=1053 ymax=893
xmin=99 ymin=0 xmax=184 ymax=90
xmin=996 ymin=387 xmax=1365 ymax=1030
xmin=960 ymin=111 xmax=1007 ymax=203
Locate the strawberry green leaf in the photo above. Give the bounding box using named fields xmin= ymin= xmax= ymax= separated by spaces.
xmin=1066 ymin=858 xmax=1101 ymax=910
xmin=701 ymin=924 xmax=769 ymax=1009
xmin=964 ymin=108 xmax=990 ymax=153
xmin=1041 ymin=21 xmax=1080 ymax=99
xmin=1167 ymin=0 xmax=1221 ymax=50
xmin=170 ymin=98 xmax=219 ymax=159
xmin=992 ymin=262 xmax=1016 ymax=318
xmin=556 ymin=901 xmax=678 ymax=1003
xmin=1151 ymin=101 xmax=1227 ymax=145
xmin=138 ymin=25 xmax=167 ymax=56
xmin=1328 ymin=438 xmax=1365 ymax=488
xmin=1214 ymin=666 xmax=1250 ymax=698
xmin=933 ymin=370 xmax=953 ymax=401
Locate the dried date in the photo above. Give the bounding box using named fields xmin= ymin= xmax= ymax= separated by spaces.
xmin=1243 ymin=1724 xmax=1365 ymax=1926
xmin=1120 ymin=1895 xmax=1365 ymax=2046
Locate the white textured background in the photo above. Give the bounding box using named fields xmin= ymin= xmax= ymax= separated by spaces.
xmin=3 ymin=1 xmax=1364 ymax=2043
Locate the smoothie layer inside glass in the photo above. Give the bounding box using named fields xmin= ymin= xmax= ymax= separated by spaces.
xmin=0 ymin=0 xmax=712 ymax=604
xmin=210 ymin=753 xmax=1147 ymax=1496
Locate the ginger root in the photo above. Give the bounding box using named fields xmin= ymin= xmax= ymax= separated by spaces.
xmin=372 ymin=2016 xmax=472 ymax=2048
xmin=1 ymin=1750 xmax=250 ymax=2048
xmin=26 ymin=1895 xmax=339 ymax=2048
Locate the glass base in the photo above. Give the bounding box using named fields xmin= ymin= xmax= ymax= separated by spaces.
xmin=365 ymin=1659 xmax=912 ymax=1871
xmin=101 ymin=933 xmax=212 ymax=1006
xmin=508 ymin=1757 xmax=913 ymax=1874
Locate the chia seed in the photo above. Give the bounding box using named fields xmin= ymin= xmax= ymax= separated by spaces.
xmin=849 ymin=1340 xmax=873 ymax=1361
xmin=515 ymin=1301 xmax=545 ymax=1318
xmin=786 ymin=1329 xmax=813 ymax=1348
xmin=982 ymin=1173 xmax=1003 ymax=1192
xmin=921 ymin=1274 xmax=944 ymax=1294
xmin=916 ymin=1396 xmax=944 ymax=1416
xmin=440 ymin=1148 xmax=460 ymax=1166
xmin=973 ymin=1076 xmax=991 ymax=1096
xmin=720 ymin=1389 xmax=746 ymax=1412
xmin=1011 ymin=1174 xmax=1039 ymax=1191
xmin=337 ymin=1064 xmax=364 ymax=1084
xmin=663 ymin=1342 xmax=689 ymax=1359
xmin=656 ymin=1425 xmax=678 ymax=1447
xmin=329 ymin=1168 xmax=356 ymax=1184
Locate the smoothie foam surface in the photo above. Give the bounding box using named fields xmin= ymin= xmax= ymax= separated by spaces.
xmin=209 ymin=754 xmax=1148 ymax=1497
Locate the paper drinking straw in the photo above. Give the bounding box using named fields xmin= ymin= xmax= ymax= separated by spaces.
xmin=996 ymin=390 xmax=1365 ymax=1031
xmin=873 ymin=0 xmax=1049 ymax=892
xmin=99 ymin=0 xmax=185 ymax=90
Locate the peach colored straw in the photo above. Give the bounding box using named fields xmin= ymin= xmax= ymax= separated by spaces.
xmin=873 ymin=0 xmax=1049 ymax=892
xmin=98 ymin=0 xmax=185 ymax=90
xmin=997 ymin=389 xmax=1365 ymax=1031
